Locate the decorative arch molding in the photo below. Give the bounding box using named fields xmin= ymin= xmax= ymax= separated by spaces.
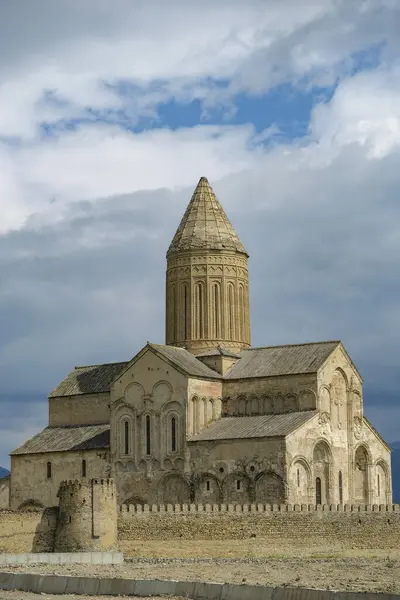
xmin=161 ymin=401 xmax=183 ymax=456
xmin=192 ymin=471 xmax=223 ymax=502
xmin=123 ymin=495 xmax=147 ymax=507
xmin=18 ymin=499 xmax=44 ymax=511
xmin=125 ymin=382 xmax=145 ymax=405
xmin=289 ymin=455 xmax=312 ymax=479
xmin=354 ymin=443 xmax=371 ymax=504
xmin=312 ymin=438 xmax=334 ymax=463
xmin=237 ymin=395 xmax=247 ymax=415
xmin=111 ymin=396 xmax=127 ymax=409
xmin=254 ymin=470 xmax=285 ymax=504
xmin=354 ymin=442 xmax=373 ymax=464
xmin=161 ymin=400 xmax=183 ymax=414
xmin=375 ymin=457 xmax=390 ymax=475
xmin=158 ymin=473 xmax=191 ymax=504
xmin=222 ymin=471 xmax=253 ymax=503
xmin=152 ymin=380 xmax=173 ymax=405
xmin=299 ymin=388 xmax=317 ymax=411
xmin=332 ymin=366 xmax=349 ymax=390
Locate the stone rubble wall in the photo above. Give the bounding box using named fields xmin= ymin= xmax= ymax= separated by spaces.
xmin=118 ymin=503 xmax=400 ymax=550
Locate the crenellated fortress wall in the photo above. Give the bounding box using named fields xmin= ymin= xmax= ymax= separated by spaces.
xmin=1 ymin=479 xmax=400 ymax=555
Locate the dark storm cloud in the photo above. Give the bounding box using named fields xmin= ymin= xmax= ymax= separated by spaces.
xmin=1 ymin=139 xmax=399 ymax=469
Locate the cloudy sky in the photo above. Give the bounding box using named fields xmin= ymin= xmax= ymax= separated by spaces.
xmin=0 ymin=0 xmax=399 ymax=468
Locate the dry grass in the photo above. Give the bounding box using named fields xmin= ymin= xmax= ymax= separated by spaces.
xmin=120 ymin=538 xmax=400 ymax=560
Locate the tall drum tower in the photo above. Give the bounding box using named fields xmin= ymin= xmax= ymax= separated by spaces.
xmin=166 ymin=177 xmax=250 ymax=355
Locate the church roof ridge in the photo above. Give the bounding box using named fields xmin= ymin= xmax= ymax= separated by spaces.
xmin=74 ymin=361 xmax=128 ymax=370
xmin=245 ymin=340 xmax=341 ymax=352
xmin=167 ymin=176 xmax=247 ymax=256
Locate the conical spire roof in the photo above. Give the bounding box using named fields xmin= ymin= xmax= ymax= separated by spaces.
xmin=167 ymin=177 xmax=247 ymax=256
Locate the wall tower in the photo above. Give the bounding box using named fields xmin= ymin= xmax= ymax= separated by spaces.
xmin=55 ymin=478 xmax=117 ymax=552
xmin=166 ymin=177 xmax=250 ymax=355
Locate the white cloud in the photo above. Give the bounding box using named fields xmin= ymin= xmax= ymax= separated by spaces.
xmin=311 ymin=65 xmax=400 ymax=157
xmin=0 ymin=0 xmax=397 ymax=141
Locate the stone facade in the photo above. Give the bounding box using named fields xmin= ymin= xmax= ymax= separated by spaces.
xmin=7 ymin=176 xmax=392 ymax=522
xmin=0 ymin=476 xmax=10 ymax=509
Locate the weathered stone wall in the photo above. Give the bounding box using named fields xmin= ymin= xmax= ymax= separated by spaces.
xmin=10 ymin=450 xmax=111 ymax=510
xmin=0 ymin=507 xmax=57 ymax=553
xmin=0 ymin=476 xmax=10 ymax=508
xmin=222 ymin=373 xmax=317 ymax=416
xmin=55 ymin=478 xmax=117 ymax=552
xmin=118 ymin=503 xmax=400 ymax=553
xmin=188 ymin=437 xmax=286 ymax=503
xmin=48 ymin=392 xmax=110 ymax=426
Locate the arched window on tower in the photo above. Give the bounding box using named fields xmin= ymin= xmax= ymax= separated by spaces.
xmin=82 ymin=459 xmax=87 ymax=477
xmin=211 ymin=282 xmax=221 ymax=338
xmin=46 ymin=462 xmax=52 ymax=479
xmin=171 ymin=417 xmax=176 ymax=452
xmin=146 ymin=415 xmax=151 ymax=455
xmin=167 ymin=283 xmax=176 ymax=342
xmin=181 ymin=283 xmax=188 ymax=340
xmin=238 ymin=284 xmax=245 ymax=341
xmin=194 ymin=282 xmax=204 ymax=338
xmin=227 ymin=284 xmax=235 ymax=340
xmin=338 ymin=471 xmax=343 ymax=503
xmin=124 ymin=420 xmax=129 ymax=455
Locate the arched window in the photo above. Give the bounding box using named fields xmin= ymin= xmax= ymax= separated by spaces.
xmin=297 ymin=468 xmax=300 ymax=487
xmin=194 ymin=282 xmax=204 ymax=338
xmin=171 ymin=417 xmax=176 ymax=452
xmin=377 ymin=473 xmax=380 ymax=497
xmin=124 ymin=420 xmax=129 ymax=455
xmin=146 ymin=415 xmax=151 ymax=455
xmin=212 ymin=283 xmax=220 ymax=338
xmin=182 ymin=283 xmax=188 ymax=340
xmin=238 ymin=284 xmax=244 ymax=340
xmin=338 ymin=471 xmax=343 ymax=503
xmin=227 ymin=284 xmax=234 ymax=340
xmin=46 ymin=462 xmax=52 ymax=479
xmin=168 ymin=283 xmax=176 ymax=342
xmin=82 ymin=459 xmax=87 ymax=478
xmin=206 ymin=480 xmax=211 ymax=491
xmin=316 ymin=477 xmax=322 ymax=504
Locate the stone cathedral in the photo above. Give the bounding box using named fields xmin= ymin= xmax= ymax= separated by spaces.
xmin=9 ymin=177 xmax=392 ymax=510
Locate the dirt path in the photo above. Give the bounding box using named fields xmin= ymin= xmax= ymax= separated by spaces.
xmin=3 ymin=554 xmax=400 ymax=595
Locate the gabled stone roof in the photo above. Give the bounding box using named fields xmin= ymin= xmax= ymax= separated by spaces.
xmin=189 ymin=411 xmax=317 ymax=442
xmin=48 ymin=341 xmax=342 ymax=398
xmin=148 ymin=343 xmax=221 ymax=379
xmin=49 ymin=362 xmax=128 ymax=398
xmin=196 ymin=346 xmax=241 ymax=358
xmin=10 ymin=424 xmax=110 ymax=455
xmin=167 ymin=177 xmax=247 ymax=256
xmin=225 ymin=341 xmax=340 ymax=379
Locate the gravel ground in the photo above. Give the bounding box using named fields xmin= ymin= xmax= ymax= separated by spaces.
xmin=3 ymin=556 xmax=400 ymax=595
xmin=0 ymin=593 xmax=185 ymax=600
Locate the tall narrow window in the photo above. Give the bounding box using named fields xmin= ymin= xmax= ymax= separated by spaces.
xmin=227 ymin=284 xmax=234 ymax=340
xmin=236 ymin=480 xmax=241 ymax=491
xmin=195 ymin=283 xmax=204 ymax=338
xmin=377 ymin=474 xmax=380 ymax=497
xmin=171 ymin=417 xmax=176 ymax=452
xmin=297 ymin=468 xmax=300 ymax=487
xmin=82 ymin=459 xmax=87 ymax=478
xmin=212 ymin=283 xmax=220 ymax=338
xmin=146 ymin=415 xmax=151 ymax=455
xmin=124 ymin=420 xmax=129 ymax=455
xmin=238 ymin=284 xmax=245 ymax=341
xmin=338 ymin=471 xmax=343 ymax=503
xmin=183 ymin=284 xmax=188 ymax=340
xmin=46 ymin=462 xmax=52 ymax=479
xmin=316 ymin=477 xmax=322 ymax=504
xmin=168 ymin=284 xmax=176 ymax=342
